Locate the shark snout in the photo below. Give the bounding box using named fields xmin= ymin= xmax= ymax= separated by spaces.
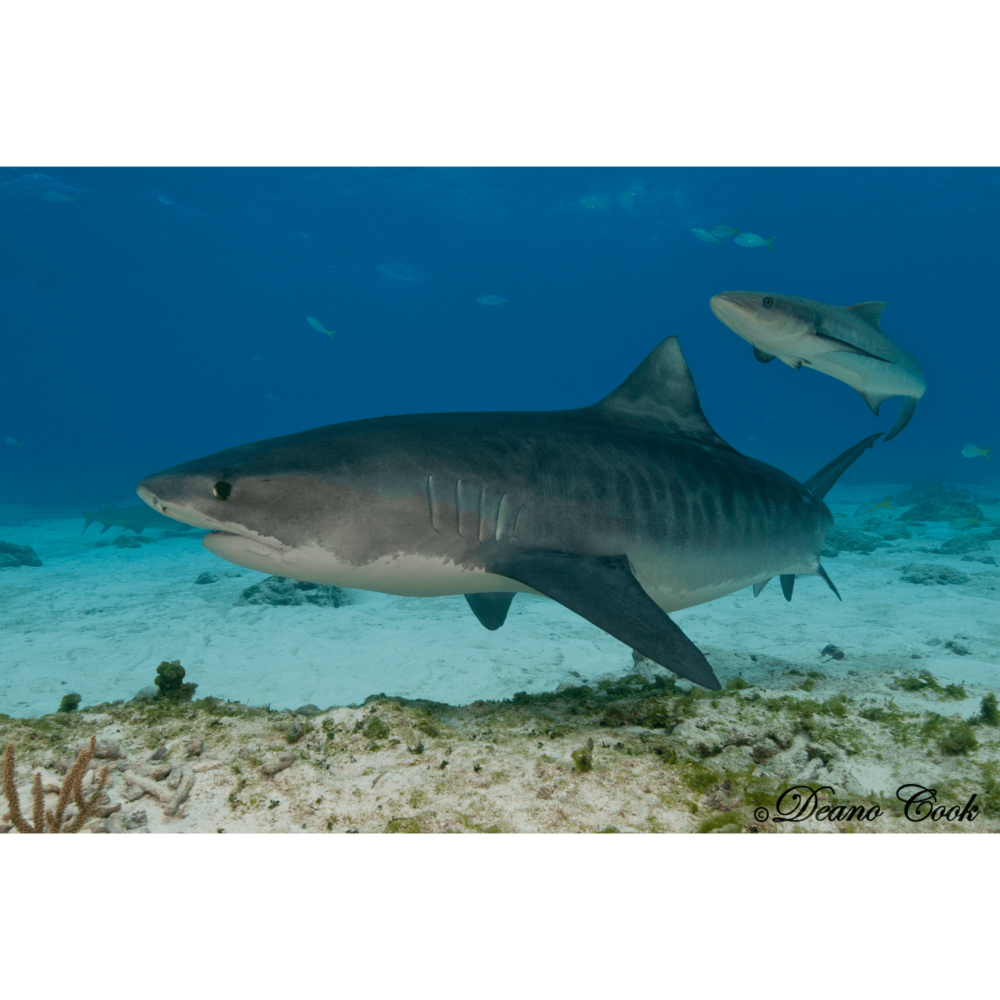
xmin=710 ymin=292 xmax=759 ymax=343
xmin=136 ymin=474 xmax=214 ymax=528
xmin=710 ymin=292 xmax=749 ymax=322
xmin=136 ymin=481 xmax=165 ymax=514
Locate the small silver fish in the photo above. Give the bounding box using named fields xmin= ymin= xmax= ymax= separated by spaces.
xmin=691 ymin=229 xmax=720 ymax=244
xmin=265 ymin=393 xmax=281 ymax=401
xmin=961 ymin=444 xmax=990 ymax=459
xmin=4 ymin=436 xmax=25 ymax=448
xmin=477 ymin=294 xmax=509 ymax=306
xmin=711 ymin=225 xmax=741 ymax=239
xmin=734 ymin=233 xmax=776 ymax=252
xmin=40 ymin=190 xmax=77 ymax=203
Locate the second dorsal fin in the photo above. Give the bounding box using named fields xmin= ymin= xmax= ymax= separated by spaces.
xmin=590 ymin=336 xmax=735 ymax=451
xmin=845 ymin=301 xmax=887 ymax=331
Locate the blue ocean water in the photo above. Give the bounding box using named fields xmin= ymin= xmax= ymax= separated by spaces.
xmin=1 ymin=167 xmax=998 ymax=715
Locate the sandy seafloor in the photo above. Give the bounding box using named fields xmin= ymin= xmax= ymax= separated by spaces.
xmin=1 ymin=483 xmax=999 ymax=717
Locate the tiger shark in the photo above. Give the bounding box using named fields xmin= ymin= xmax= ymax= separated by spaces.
xmin=136 ymin=337 xmax=879 ymax=690
xmin=709 ymin=291 xmax=926 ymax=441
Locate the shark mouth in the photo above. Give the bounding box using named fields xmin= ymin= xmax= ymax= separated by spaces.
xmin=206 ymin=529 xmax=283 ymax=556
xmin=202 ymin=529 xmax=286 ymax=575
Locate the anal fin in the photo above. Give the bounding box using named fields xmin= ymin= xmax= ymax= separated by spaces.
xmin=780 ymin=574 xmax=795 ymax=601
xmin=464 ymin=592 xmax=515 ymax=631
xmin=486 ymin=550 xmax=720 ymax=690
xmin=753 ymin=578 xmax=771 ymax=597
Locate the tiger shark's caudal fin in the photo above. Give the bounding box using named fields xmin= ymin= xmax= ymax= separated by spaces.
xmin=755 ymin=433 xmax=882 ymax=601
xmin=803 ymin=433 xmax=883 ymax=501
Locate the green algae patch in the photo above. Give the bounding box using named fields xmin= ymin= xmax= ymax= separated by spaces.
xmin=385 ymin=816 xmax=421 ymax=833
xmin=364 ymin=716 xmax=391 ymax=741
xmin=978 ymin=693 xmax=999 ymax=727
xmin=58 ymin=693 xmax=81 ymax=714
xmin=939 ymin=722 xmax=978 ymax=756
xmin=891 ymin=671 xmax=968 ymax=703
xmin=154 ymin=660 xmax=198 ymax=702
xmin=698 ymin=810 xmax=746 ymax=833
xmin=571 ymin=738 xmax=594 ymax=772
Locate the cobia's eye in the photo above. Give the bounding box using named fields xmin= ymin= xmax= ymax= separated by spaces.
xmin=213 ymin=482 xmax=232 ymax=500
xmin=762 ymin=296 xmax=774 ymax=308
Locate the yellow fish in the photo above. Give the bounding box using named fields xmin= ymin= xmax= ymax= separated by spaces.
xmin=961 ymin=444 xmax=990 ymax=459
xmin=854 ymin=494 xmax=895 ymax=519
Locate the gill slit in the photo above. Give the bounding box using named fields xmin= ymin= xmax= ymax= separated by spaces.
xmin=513 ymin=505 xmax=525 ymax=540
xmin=427 ymin=475 xmax=439 ymax=532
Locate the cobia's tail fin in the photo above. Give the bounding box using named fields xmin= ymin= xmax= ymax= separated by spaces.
xmin=882 ymin=396 xmax=919 ymax=442
xmin=803 ymin=433 xmax=882 ymax=501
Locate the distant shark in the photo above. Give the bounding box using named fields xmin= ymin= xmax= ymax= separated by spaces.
xmin=136 ymin=337 xmax=879 ymax=690
xmin=81 ymin=499 xmax=193 ymax=535
xmin=709 ymin=291 xmax=926 ymax=441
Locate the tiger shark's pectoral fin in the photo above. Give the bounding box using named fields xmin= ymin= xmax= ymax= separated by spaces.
xmin=485 ymin=550 xmax=721 ymax=690
xmin=464 ymin=592 xmax=516 ymax=631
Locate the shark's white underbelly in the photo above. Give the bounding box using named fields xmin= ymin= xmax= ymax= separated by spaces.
xmin=772 ymin=342 xmax=925 ymax=399
xmin=203 ymin=531 xmax=795 ymax=612
xmin=203 ymin=532 xmax=541 ymax=597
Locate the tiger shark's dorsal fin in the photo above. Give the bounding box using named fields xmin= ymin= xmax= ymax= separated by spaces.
xmin=590 ymin=336 xmax=736 ymax=452
xmin=845 ymin=301 xmax=887 ymax=331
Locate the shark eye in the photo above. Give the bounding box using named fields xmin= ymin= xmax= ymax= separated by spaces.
xmin=213 ymin=482 xmax=232 ymax=500
xmin=762 ymin=297 xmax=774 ymax=308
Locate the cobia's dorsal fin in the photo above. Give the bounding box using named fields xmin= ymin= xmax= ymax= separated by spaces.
xmin=845 ymin=301 xmax=887 ymax=331
xmin=589 ymin=336 xmax=736 ymax=451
